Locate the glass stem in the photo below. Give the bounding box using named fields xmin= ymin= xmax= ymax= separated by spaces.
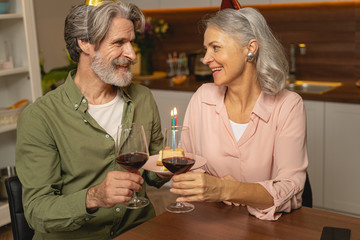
xmin=176 ymin=195 xmax=184 ymax=207
xmin=132 ymin=191 xmax=139 ymax=202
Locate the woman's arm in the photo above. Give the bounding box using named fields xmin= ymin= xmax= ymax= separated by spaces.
xmin=171 ymin=172 xmax=274 ymax=209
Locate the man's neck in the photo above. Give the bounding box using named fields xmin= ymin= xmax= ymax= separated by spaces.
xmin=74 ymin=63 xmax=118 ymax=105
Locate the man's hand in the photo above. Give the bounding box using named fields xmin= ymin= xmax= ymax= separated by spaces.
xmin=86 ymin=171 xmax=144 ymax=210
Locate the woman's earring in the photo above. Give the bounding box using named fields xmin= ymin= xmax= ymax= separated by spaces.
xmin=247 ymin=52 xmax=255 ymax=62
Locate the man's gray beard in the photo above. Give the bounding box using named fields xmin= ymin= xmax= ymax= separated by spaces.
xmin=91 ymin=52 xmax=133 ymax=87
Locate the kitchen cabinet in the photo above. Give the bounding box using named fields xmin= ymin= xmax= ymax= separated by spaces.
xmin=305 ymin=100 xmax=360 ymax=217
xmin=304 ymin=100 xmax=325 ymax=209
xmin=324 ymin=102 xmax=360 ymax=216
xmin=0 ymin=0 xmax=42 ymax=227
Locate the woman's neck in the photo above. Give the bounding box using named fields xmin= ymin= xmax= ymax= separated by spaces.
xmin=224 ymin=73 xmax=261 ymax=124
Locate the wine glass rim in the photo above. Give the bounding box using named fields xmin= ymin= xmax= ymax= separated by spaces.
xmin=165 ymin=125 xmax=189 ymax=131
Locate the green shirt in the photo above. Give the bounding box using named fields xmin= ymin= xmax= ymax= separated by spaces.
xmin=16 ymin=71 xmax=167 ymax=240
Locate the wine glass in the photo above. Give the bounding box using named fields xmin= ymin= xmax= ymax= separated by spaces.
xmin=162 ymin=126 xmax=196 ymax=213
xmin=115 ymin=122 xmax=149 ymax=209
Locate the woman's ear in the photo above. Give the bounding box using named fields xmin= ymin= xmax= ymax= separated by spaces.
xmin=77 ymin=39 xmax=92 ymax=55
xmin=247 ymin=39 xmax=258 ymax=56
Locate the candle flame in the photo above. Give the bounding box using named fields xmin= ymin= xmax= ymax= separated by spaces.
xmin=171 ymin=110 xmax=174 ymax=117
xmin=174 ymin=107 xmax=177 ymax=116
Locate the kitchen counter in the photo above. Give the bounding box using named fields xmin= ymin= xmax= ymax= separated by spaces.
xmin=135 ymin=75 xmax=360 ymax=104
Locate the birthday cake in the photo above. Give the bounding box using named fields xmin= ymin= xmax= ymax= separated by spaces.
xmin=157 ymin=148 xmax=184 ymax=169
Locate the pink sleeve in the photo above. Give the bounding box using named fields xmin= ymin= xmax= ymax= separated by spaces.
xmin=248 ymin=97 xmax=308 ymax=220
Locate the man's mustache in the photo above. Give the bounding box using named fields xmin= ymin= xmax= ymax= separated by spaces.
xmin=112 ymin=57 xmax=137 ymax=66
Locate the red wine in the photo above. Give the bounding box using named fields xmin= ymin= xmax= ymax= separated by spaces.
xmin=116 ymin=152 xmax=148 ymax=172
xmin=162 ymin=157 xmax=195 ymax=174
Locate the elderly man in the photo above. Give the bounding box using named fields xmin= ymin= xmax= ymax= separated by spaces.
xmin=16 ymin=1 xmax=167 ymax=239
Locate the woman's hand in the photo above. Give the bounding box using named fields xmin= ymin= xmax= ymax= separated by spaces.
xmin=221 ymin=174 xmax=242 ymax=207
xmin=170 ymin=172 xmax=227 ymax=203
xmin=171 ymin=172 xmax=273 ymax=209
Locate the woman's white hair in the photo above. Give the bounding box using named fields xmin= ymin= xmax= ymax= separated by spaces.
xmin=204 ymin=8 xmax=288 ymax=94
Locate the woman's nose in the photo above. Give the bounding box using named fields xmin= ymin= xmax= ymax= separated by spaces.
xmin=202 ymin=51 xmax=213 ymax=65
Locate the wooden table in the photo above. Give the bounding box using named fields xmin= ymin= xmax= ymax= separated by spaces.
xmin=115 ymin=202 xmax=360 ymax=240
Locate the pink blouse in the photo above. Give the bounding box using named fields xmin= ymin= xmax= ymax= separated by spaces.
xmin=183 ymin=83 xmax=308 ymax=220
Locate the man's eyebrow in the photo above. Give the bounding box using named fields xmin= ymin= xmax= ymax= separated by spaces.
xmin=113 ymin=37 xmax=131 ymax=43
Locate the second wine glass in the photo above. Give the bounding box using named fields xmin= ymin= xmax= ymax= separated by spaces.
xmin=115 ymin=122 xmax=149 ymax=209
xmin=162 ymin=126 xmax=196 ymax=213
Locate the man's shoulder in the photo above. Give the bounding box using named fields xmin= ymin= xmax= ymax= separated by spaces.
xmin=20 ymin=86 xmax=66 ymax=119
xmin=127 ymin=83 xmax=151 ymax=94
xmin=125 ymin=83 xmax=154 ymax=102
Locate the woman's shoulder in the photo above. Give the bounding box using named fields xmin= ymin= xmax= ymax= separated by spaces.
xmin=197 ymin=82 xmax=223 ymax=92
xmin=275 ymin=88 xmax=303 ymax=105
xmin=193 ymin=83 xmax=226 ymax=103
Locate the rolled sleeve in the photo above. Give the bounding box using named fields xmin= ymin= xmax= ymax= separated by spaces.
xmin=247 ymin=96 xmax=308 ymax=220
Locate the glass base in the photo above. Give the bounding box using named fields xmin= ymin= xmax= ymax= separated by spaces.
xmin=121 ymin=197 xmax=149 ymax=209
xmin=166 ymin=202 xmax=194 ymax=213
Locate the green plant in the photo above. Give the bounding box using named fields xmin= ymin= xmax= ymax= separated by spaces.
xmin=134 ymin=17 xmax=168 ymax=54
xmin=41 ymin=53 xmax=77 ymax=94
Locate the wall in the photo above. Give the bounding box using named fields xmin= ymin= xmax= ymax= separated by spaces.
xmin=33 ymin=1 xmax=360 ymax=83
xmin=33 ymin=0 xmax=83 ymax=72
xmin=33 ymin=0 xmax=220 ymax=72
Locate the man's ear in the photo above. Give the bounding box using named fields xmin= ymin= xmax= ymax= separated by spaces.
xmin=77 ymin=39 xmax=92 ymax=55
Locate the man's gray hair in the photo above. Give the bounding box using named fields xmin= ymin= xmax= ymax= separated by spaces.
xmin=204 ymin=8 xmax=288 ymax=94
xmin=64 ymin=1 xmax=145 ymax=62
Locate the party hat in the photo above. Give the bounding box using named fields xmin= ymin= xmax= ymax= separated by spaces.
xmin=85 ymin=0 xmax=116 ymax=6
xmin=220 ymin=0 xmax=241 ymax=10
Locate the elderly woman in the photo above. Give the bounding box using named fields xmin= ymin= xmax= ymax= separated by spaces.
xmin=171 ymin=7 xmax=308 ymax=220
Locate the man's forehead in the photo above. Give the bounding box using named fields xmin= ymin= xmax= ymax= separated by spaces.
xmin=109 ymin=17 xmax=134 ymax=31
xmin=105 ymin=17 xmax=135 ymax=40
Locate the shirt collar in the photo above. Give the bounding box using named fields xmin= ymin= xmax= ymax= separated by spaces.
xmin=64 ymin=70 xmax=135 ymax=111
xmin=251 ymin=91 xmax=274 ymax=123
xmin=201 ymin=84 xmax=274 ymax=123
xmin=64 ymin=70 xmax=87 ymax=112
xmin=119 ymin=85 xmax=133 ymax=103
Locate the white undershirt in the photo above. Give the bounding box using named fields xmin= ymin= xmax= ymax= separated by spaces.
xmin=230 ymin=120 xmax=248 ymax=142
xmin=88 ymin=90 xmax=124 ymax=140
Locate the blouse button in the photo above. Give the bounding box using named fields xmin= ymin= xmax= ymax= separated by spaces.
xmin=116 ymin=208 xmax=120 ymax=212
xmin=82 ymin=99 xmax=87 ymax=103
xmin=105 ymin=134 xmax=110 ymax=138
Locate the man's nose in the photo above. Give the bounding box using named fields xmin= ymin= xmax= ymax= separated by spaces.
xmin=124 ymin=42 xmax=136 ymax=61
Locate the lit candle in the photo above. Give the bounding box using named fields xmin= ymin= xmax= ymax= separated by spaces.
xmin=171 ymin=109 xmax=174 ymax=128
xmin=174 ymin=107 xmax=177 ymax=126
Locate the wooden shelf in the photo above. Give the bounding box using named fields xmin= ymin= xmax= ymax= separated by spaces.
xmin=0 ymin=13 xmax=22 ymax=20
xmin=0 ymin=67 xmax=29 ymax=78
xmin=0 ymin=0 xmax=42 ymax=229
